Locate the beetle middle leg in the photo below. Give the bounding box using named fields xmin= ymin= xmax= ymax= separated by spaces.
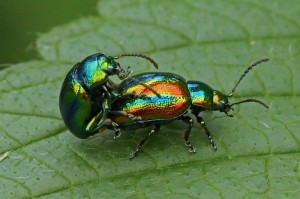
xmin=180 ymin=115 xmax=196 ymax=153
xmin=130 ymin=125 xmax=161 ymax=159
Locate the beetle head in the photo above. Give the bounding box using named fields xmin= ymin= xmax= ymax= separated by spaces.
xmin=212 ymin=90 xmax=232 ymax=115
xmin=214 ymin=58 xmax=270 ymax=117
xmin=95 ymin=54 xmax=129 ymax=78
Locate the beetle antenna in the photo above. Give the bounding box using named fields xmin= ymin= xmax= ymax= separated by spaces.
xmin=228 ymin=58 xmax=269 ymax=97
xmin=115 ymin=54 xmax=159 ymax=69
xmin=230 ymin=98 xmax=269 ymax=109
xmin=130 ymin=77 xmax=162 ymax=98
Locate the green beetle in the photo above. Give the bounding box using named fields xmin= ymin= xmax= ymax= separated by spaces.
xmin=59 ymin=53 xmax=158 ymax=139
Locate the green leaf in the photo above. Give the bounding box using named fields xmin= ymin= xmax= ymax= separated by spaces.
xmin=1 ymin=0 xmax=300 ymax=198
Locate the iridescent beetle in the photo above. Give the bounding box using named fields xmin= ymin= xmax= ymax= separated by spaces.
xmin=108 ymin=59 xmax=270 ymax=158
xmin=59 ymin=53 xmax=158 ymax=139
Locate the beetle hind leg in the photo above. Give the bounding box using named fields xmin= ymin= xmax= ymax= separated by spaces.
xmin=180 ymin=116 xmax=196 ymax=153
xmin=129 ymin=125 xmax=161 ymax=159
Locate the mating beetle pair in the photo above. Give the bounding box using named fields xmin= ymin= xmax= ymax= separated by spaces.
xmin=59 ymin=53 xmax=269 ymax=158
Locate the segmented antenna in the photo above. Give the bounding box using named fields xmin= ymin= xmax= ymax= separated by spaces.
xmin=228 ymin=58 xmax=269 ymax=96
xmin=230 ymin=98 xmax=269 ymax=109
xmin=114 ymin=53 xmax=160 ymax=97
xmin=115 ymin=53 xmax=159 ymax=69
xmin=131 ymin=77 xmax=162 ymax=98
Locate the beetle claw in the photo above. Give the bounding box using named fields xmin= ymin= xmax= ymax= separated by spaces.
xmin=129 ymin=152 xmax=136 ymax=159
xmin=185 ymin=141 xmax=196 ymax=153
xmin=189 ymin=147 xmax=196 ymax=153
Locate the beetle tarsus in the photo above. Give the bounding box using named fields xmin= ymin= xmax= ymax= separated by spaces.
xmin=113 ymin=130 xmax=121 ymax=140
xmin=225 ymin=112 xmax=233 ymax=117
xmin=112 ymin=122 xmax=121 ymax=139
xmin=127 ymin=114 xmax=142 ymax=121
xmin=109 ymin=110 xmax=142 ymax=121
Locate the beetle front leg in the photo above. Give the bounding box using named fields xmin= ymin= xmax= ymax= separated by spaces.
xmin=180 ymin=116 xmax=196 ymax=153
xmin=194 ymin=115 xmax=217 ymax=151
xmin=93 ymin=117 xmax=122 ymax=139
xmin=130 ymin=125 xmax=161 ymax=159
xmin=111 ymin=121 xmax=121 ymax=139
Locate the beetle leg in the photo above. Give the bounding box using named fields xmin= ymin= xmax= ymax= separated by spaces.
xmin=127 ymin=114 xmax=142 ymax=121
xmin=101 ymin=85 xmax=110 ymax=97
xmin=194 ymin=115 xmax=217 ymax=151
xmin=180 ymin=116 xmax=196 ymax=153
xmin=111 ymin=121 xmax=121 ymax=139
xmin=109 ymin=110 xmax=142 ymax=121
xmin=106 ymin=79 xmax=119 ymax=90
xmin=102 ymin=84 xmax=119 ymax=101
xmin=95 ymin=117 xmax=121 ymax=139
xmin=122 ymin=92 xmax=151 ymax=100
xmin=87 ymin=109 xmax=107 ymax=132
xmin=129 ymin=125 xmax=161 ymax=159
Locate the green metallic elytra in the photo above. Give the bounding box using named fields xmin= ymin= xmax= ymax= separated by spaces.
xmin=59 ymin=53 xmax=159 ymax=139
xmin=59 ymin=53 xmax=123 ymax=139
xmin=108 ymin=58 xmax=270 ymax=159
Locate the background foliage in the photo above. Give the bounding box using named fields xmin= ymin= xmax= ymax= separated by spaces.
xmin=0 ymin=0 xmax=299 ymax=198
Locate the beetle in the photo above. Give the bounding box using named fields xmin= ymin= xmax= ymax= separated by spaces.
xmin=59 ymin=53 xmax=158 ymax=139
xmin=107 ymin=58 xmax=270 ymax=158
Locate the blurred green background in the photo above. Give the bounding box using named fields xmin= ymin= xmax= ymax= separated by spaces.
xmin=0 ymin=0 xmax=98 ymax=64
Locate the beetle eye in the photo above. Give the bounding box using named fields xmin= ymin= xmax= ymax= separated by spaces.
xmin=104 ymin=61 xmax=118 ymax=75
xmin=218 ymin=102 xmax=225 ymax=112
xmin=218 ymin=102 xmax=231 ymax=113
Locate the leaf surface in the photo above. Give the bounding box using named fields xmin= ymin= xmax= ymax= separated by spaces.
xmin=1 ymin=0 xmax=299 ymax=198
